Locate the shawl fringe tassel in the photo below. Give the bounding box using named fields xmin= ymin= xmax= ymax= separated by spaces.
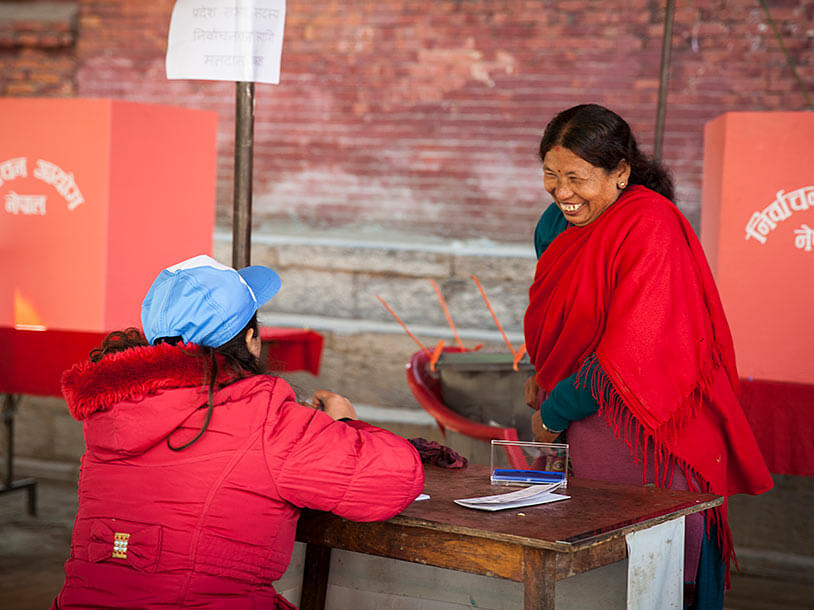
xmin=576 ymin=353 xmax=736 ymax=588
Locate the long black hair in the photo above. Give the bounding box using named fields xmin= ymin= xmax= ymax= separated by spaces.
xmin=161 ymin=313 xmax=263 ymax=451
xmin=90 ymin=314 xmax=264 ymax=451
xmin=539 ymin=104 xmax=675 ymax=201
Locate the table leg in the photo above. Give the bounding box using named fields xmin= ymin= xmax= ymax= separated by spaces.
xmin=523 ymin=546 xmax=557 ymax=609
xmin=300 ymin=543 xmax=331 ymax=610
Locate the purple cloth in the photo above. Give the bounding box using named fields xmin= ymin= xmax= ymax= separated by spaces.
xmin=567 ymin=413 xmax=703 ymax=585
xmin=409 ymin=438 xmax=468 ymax=469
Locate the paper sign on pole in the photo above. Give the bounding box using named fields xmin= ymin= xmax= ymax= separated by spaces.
xmin=166 ymin=0 xmax=286 ymax=84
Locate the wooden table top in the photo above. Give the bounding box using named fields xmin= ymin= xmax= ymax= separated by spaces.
xmin=387 ymin=464 xmax=722 ymax=552
xmin=295 ymin=463 xmax=723 ymax=597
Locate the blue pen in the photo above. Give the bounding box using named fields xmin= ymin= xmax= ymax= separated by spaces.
xmin=492 ymin=469 xmax=565 ymax=483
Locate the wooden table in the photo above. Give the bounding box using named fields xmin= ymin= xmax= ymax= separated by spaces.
xmin=295 ymin=464 xmax=722 ymax=609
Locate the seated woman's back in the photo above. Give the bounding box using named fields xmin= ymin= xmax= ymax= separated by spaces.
xmin=57 ymin=351 xmax=423 ymax=609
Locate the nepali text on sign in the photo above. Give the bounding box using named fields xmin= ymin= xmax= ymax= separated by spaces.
xmin=166 ymin=0 xmax=286 ymax=84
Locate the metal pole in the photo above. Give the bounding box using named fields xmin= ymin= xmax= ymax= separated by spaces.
xmin=3 ymin=394 xmax=16 ymax=487
xmin=233 ymin=81 xmax=255 ymax=269
xmin=1 ymin=393 xmax=36 ymax=515
xmin=654 ymin=0 xmax=675 ymax=162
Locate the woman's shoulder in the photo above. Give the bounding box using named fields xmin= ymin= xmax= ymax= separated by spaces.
xmin=618 ymin=186 xmax=687 ymax=229
xmin=217 ymin=373 xmax=297 ymax=409
xmin=605 ymin=187 xmax=699 ymax=257
xmin=622 ymin=185 xmax=676 ymax=210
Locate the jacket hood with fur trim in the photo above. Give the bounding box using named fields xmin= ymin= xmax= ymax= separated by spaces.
xmin=61 ymin=343 xmax=245 ymax=421
xmin=61 ymin=344 xmax=249 ymax=457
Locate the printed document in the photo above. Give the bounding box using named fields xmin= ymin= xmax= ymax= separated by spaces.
xmin=455 ymin=483 xmax=569 ymax=511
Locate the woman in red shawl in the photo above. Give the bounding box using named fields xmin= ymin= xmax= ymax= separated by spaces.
xmin=523 ymin=104 xmax=772 ymax=609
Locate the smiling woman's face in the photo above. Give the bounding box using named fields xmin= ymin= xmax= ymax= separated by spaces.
xmin=542 ymin=146 xmax=629 ymax=227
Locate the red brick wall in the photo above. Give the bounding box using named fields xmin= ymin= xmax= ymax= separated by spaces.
xmin=8 ymin=0 xmax=814 ymax=240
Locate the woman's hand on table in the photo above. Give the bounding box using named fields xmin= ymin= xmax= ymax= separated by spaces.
xmin=306 ymin=390 xmax=359 ymax=421
xmin=531 ymin=410 xmax=561 ymax=443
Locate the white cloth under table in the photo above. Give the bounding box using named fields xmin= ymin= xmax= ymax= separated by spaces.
xmin=626 ymin=516 xmax=685 ymax=610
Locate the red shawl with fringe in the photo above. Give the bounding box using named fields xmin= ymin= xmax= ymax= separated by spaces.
xmin=524 ymin=186 xmax=772 ymax=576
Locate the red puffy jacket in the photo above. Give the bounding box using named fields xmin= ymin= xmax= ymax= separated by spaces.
xmin=53 ymin=343 xmax=424 ymax=609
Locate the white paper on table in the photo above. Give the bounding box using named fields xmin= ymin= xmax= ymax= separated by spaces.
xmin=454 ymin=483 xmax=570 ymax=511
xmin=166 ymin=0 xmax=286 ymax=84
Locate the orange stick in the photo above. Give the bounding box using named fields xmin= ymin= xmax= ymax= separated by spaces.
xmin=429 ymin=339 xmax=445 ymax=371
xmin=512 ymin=342 xmax=527 ymax=371
xmin=376 ymin=295 xmax=430 ymax=355
xmin=471 ymin=275 xmax=516 ymax=356
xmin=430 ymin=279 xmax=464 ymax=349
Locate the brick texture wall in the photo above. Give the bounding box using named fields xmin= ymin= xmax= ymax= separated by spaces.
xmin=2 ymin=1 xmax=812 ymax=237
xmin=23 ymin=0 xmax=804 ymax=240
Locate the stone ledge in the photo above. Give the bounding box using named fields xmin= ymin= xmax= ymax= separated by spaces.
xmin=214 ymin=229 xmax=534 ymax=259
xmin=0 ymin=3 xmax=77 ymax=48
xmin=0 ymin=3 xmax=78 ymax=24
xmin=733 ymin=546 xmax=814 ymax=583
xmin=215 ymin=231 xmax=535 ymax=327
xmin=257 ymin=311 xmax=524 ymax=344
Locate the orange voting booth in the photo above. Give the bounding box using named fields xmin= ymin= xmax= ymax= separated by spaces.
xmin=0 ymin=99 xmax=218 ymax=333
xmin=0 ymin=99 xmax=218 ymax=510
xmin=701 ymin=112 xmax=813 ymax=385
xmin=702 ymin=112 xmax=814 ymax=476
xmin=0 ymin=99 xmax=326 ymax=513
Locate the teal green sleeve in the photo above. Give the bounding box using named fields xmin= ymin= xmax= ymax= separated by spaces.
xmin=539 ymin=358 xmax=600 ymax=432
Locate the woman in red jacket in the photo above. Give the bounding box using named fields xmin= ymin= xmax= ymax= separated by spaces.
xmin=52 ymin=254 xmax=425 ymax=609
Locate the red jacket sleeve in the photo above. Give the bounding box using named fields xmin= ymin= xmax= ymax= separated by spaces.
xmin=264 ymin=383 xmax=424 ymax=522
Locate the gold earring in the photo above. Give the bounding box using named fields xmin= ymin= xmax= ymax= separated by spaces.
xmin=618 ymin=181 xmax=626 ymax=189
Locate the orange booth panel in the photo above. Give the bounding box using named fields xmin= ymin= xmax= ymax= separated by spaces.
xmin=0 ymin=99 xmax=217 ymax=334
xmin=701 ymin=112 xmax=814 ymax=386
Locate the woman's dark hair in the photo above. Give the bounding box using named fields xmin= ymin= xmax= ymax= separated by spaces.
xmin=89 ymin=328 xmax=149 ymax=362
xmin=539 ymin=104 xmax=675 ymax=201
xmin=90 ymin=314 xmax=264 ymax=452
xmin=162 ymin=312 xmax=263 ymax=451
xmin=212 ymin=313 xmax=264 ymax=376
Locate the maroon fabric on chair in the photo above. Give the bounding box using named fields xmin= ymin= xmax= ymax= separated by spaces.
xmin=739 ymin=378 xmax=814 ymax=477
xmin=409 ymin=437 xmax=468 ymax=469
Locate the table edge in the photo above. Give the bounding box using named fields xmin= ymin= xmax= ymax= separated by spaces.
xmin=388 ymin=496 xmax=723 ymax=552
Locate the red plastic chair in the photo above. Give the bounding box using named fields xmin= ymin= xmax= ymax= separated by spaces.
xmin=406 ymin=348 xmax=529 ymax=469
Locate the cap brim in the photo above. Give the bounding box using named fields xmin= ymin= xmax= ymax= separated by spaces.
xmin=238 ymin=265 xmax=282 ymax=306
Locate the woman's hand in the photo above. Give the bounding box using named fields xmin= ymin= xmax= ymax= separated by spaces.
xmin=310 ymin=390 xmax=358 ymax=421
xmin=531 ymin=410 xmax=561 ymax=443
xmin=525 ymin=376 xmax=540 ymax=410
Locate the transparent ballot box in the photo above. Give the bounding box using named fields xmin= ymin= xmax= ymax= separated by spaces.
xmin=490 ymin=440 xmax=569 ymax=488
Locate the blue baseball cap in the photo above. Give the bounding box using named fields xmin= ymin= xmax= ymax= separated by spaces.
xmin=141 ymin=255 xmax=281 ymax=347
